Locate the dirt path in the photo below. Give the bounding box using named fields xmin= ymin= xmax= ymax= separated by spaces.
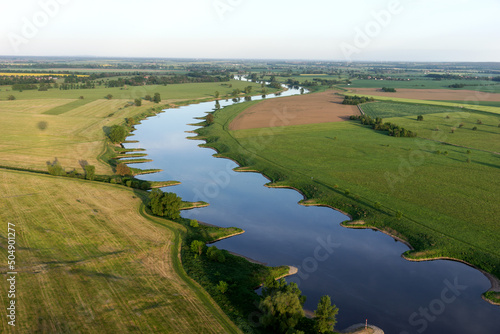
xmin=229 ymin=91 xmax=360 ymax=130
xmin=348 ymin=88 xmax=500 ymax=101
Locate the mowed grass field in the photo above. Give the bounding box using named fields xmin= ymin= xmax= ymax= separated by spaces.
xmin=0 ymin=80 xmax=271 ymax=174
xmin=0 ymin=169 xmax=238 ymax=333
xmin=0 ymin=79 xmax=269 ymax=102
xmin=197 ymin=100 xmax=500 ymax=280
xmin=0 ymin=98 xmax=152 ymax=174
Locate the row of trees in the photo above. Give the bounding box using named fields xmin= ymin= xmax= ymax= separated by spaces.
xmin=342 ymin=95 xmax=375 ymax=105
xmin=350 ymin=115 xmax=417 ymax=137
xmin=259 ymin=278 xmax=338 ymax=333
xmin=134 ymin=93 xmax=162 ymax=106
xmin=381 ymin=87 xmax=396 ymax=92
xmin=46 ymin=158 xmax=95 ymax=180
xmin=0 ymin=76 xmax=55 ymax=86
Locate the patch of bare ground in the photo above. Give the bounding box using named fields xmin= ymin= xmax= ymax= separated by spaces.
xmin=229 ymin=91 xmax=360 ymax=130
xmin=348 ymin=88 xmax=500 ymax=101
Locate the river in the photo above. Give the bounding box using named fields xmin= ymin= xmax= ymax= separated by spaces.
xmin=123 ymin=82 xmax=500 ymax=333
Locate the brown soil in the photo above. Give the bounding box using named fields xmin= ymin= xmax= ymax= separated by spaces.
xmin=348 ymin=88 xmax=500 ymax=101
xmin=229 ymin=91 xmax=360 ymax=130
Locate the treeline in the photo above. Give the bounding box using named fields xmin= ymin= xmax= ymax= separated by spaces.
xmin=0 ymin=76 xmax=55 ymax=86
xmin=285 ymin=78 xmax=349 ymax=87
xmin=350 ymin=115 xmax=417 ymax=137
xmin=342 ymin=95 xmax=375 ymax=105
xmin=426 ymin=73 xmax=496 ymax=81
xmin=104 ymin=74 xmax=231 ymax=88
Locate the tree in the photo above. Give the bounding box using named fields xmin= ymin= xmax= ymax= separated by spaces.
xmin=216 ymin=281 xmax=228 ymax=294
xmin=84 ymin=165 xmax=95 ymax=181
xmin=259 ymin=278 xmax=305 ymax=333
xmin=47 ymin=158 xmax=65 ymax=176
xmin=153 ymin=92 xmax=161 ymax=103
xmin=417 ymin=115 xmax=424 ymax=121
xmin=109 ymin=125 xmax=127 ymax=143
xmin=7 ymin=95 xmax=15 ymax=100
xmin=106 ymin=94 xmax=113 ymax=100
xmin=206 ymin=113 xmax=214 ymax=125
xmin=214 ymin=91 xmax=220 ymax=99
xmin=134 ymin=98 xmax=142 ymax=106
xmin=148 ymin=189 xmax=182 ymax=219
xmin=190 ymin=240 xmax=205 ymax=256
xmin=145 ymin=94 xmax=152 ymax=101
xmin=115 ymin=163 xmax=131 ymax=176
xmin=313 ymin=295 xmax=338 ymax=333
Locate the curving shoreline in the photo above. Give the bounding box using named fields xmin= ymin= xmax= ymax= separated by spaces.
xmin=232 ymin=157 xmax=500 ymax=305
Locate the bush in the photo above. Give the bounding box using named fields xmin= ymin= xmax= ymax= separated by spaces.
xmin=216 ymin=281 xmax=228 ymax=294
xmin=134 ymin=98 xmax=142 ymax=106
xmin=47 ymin=159 xmax=65 ymax=176
xmin=7 ymin=95 xmax=15 ymax=100
xmin=190 ymin=240 xmax=205 ymax=256
xmin=115 ymin=163 xmax=131 ymax=176
xmin=472 ymin=126 xmax=478 ymax=131
xmin=206 ymin=246 xmax=226 ymax=263
xmin=417 ymin=115 xmax=424 ymax=121
xmin=84 ymin=165 xmax=95 ymax=180
xmin=190 ymin=219 xmax=199 ymax=228
xmin=206 ymin=113 xmax=214 ymax=125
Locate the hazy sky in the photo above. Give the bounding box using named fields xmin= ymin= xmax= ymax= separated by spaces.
xmin=1 ymin=0 xmax=499 ymax=61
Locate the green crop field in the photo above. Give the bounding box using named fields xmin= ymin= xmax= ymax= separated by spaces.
xmin=436 ymin=100 xmax=500 ymax=108
xmin=197 ymin=98 xmax=500 ymax=284
xmin=347 ymin=94 xmax=500 ymax=116
xmin=0 ymin=169 xmax=238 ymax=333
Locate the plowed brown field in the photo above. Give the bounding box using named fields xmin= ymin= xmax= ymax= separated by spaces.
xmin=229 ymin=91 xmax=360 ymax=130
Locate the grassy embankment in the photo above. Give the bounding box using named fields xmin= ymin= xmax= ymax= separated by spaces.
xmin=195 ymin=96 xmax=500 ymax=304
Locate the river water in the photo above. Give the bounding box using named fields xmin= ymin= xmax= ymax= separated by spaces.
xmin=124 ymin=84 xmax=500 ymax=333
